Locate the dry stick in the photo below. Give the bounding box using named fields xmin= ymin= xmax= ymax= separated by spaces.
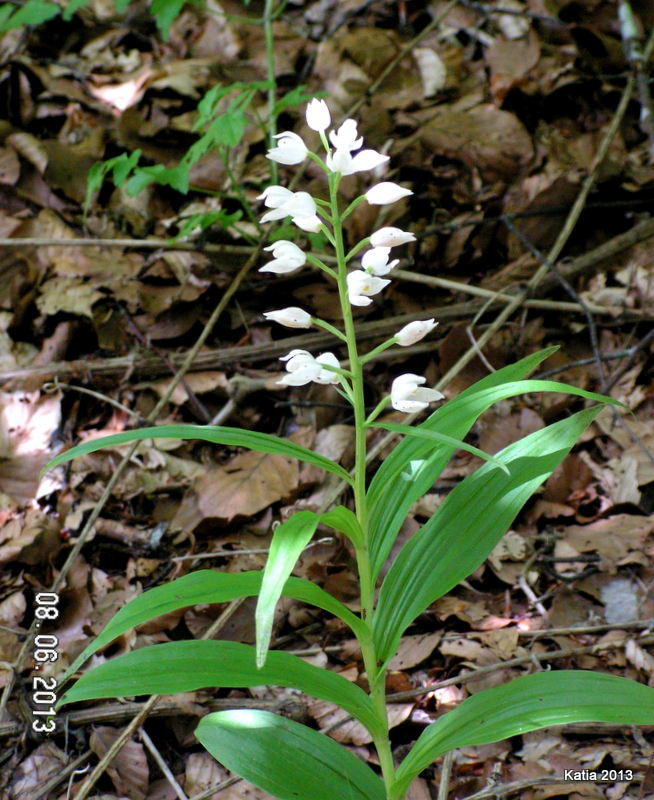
xmin=3 ymin=218 xmax=653 ymax=388
xmin=0 ymin=251 xmax=259 ymax=762
xmin=437 ymin=750 xmax=454 ymax=800
xmin=462 ymin=776 xmax=599 ymax=800
xmin=140 ymin=727 xmax=189 ymax=800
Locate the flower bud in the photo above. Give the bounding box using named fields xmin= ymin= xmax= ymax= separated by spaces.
xmin=365 ymin=182 xmax=413 ymax=205
xmin=306 ymin=98 xmax=331 ymax=132
xmin=264 ymin=307 xmax=312 ymax=328
xmin=395 ymin=319 xmax=438 ymax=346
xmin=370 ymin=226 xmax=416 ymax=247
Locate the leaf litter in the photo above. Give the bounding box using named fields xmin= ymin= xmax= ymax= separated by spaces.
xmin=1 ymin=0 xmax=654 ymax=798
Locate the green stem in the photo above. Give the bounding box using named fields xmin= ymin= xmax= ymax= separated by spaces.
xmin=328 ymin=170 xmax=396 ymax=798
xmin=263 ymin=0 xmax=278 ymax=185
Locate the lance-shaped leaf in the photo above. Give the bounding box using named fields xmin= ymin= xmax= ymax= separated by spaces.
xmin=367 ymin=351 xmax=617 ymax=580
xmin=392 ymin=671 xmax=654 ymax=798
xmin=256 ymin=512 xmax=319 ymax=669
xmin=62 ymin=570 xmax=366 ymax=682
xmin=373 ymin=406 xmax=604 ymax=664
xmin=58 ymin=641 xmax=381 ymax=735
xmin=369 ymin=422 xmax=509 ymax=474
xmin=256 ymin=506 xmax=364 ymax=669
xmin=42 ymin=424 xmax=352 ymax=485
xmin=197 ymin=709 xmax=386 ymax=800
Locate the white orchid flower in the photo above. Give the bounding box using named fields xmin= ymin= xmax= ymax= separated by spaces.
xmin=366 ymin=182 xmax=413 ymax=205
xmin=258 ymin=185 xmax=294 ymax=209
xmin=361 ymin=247 xmax=399 ymax=276
xmin=329 ymin=119 xmax=363 ymax=151
xmin=263 ymin=308 xmax=312 ymax=328
xmin=391 ymin=373 xmax=444 ymax=412
xmin=395 ymin=319 xmax=438 ymax=346
xmin=266 ymin=131 xmax=308 ymax=165
xmin=326 ymin=148 xmax=389 ymax=176
xmin=346 ymin=270 xmax=391 ymax=307
xmin=278 ymin=350 xmax=341 ymax=386
xmin=260 ymin=241 xmax=306 ymax=274
xmin=370 ymin=227 xmax=416 ymax=247
xmin=306 ymin=98 xmax=331 ymax=132
xmin=260 ymin=191 xmax=317 ymax=224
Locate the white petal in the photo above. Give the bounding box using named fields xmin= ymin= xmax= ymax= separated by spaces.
xmin=257 ymin=185 xmax=293 ymax=208
xmin=366 ymin=182 xmax=413 ymax=205
xmin=280 ymin=349 xmax=311 ymax=363
xmin=326 ymin=147 xmax=355 ymax=176
xmin=350 ymin=149 xmax=389 ymax=173
xmin=306 ymin=98 xmax=331 ymax=132
xmin=361 ymin=247 xmax=399 ymax=276
xmin=395 ymin=319 xmax=438 ymax=346
xmin=329 ymin=119 xmax=363 ymax=151
xmin=284 ymin=191 xmax=317 ymax=218
xmin=261 ymin=207 xmax=291 ymax=223
xmin=292 ymin=214 xmax=322 ymax=233
xmin=370 ymin=226 xmax=417 ymax=247
xmin=315 ymin=352 xmax=341 ymax=384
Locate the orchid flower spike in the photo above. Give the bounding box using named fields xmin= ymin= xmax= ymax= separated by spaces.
xmin=266 ymin=131 xmax=308 ymax=165
xmin=395 ymin=319 xmax=438 ymax=346
xmin=391 ymin=374 xmax=444 ymax=413
xmin=361 ymin=247 xmax=399 ymax=276
xmin=347 ymin=271 xmax=391 ymax=307
xmin=260 ymin=241 xmax=306 ymax=274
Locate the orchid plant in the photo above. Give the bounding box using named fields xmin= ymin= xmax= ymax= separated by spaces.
xmin=48 ymin=100 xmax=654 ymax=800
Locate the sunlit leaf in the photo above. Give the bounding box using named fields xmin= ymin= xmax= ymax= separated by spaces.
xmin=197 ymin=709 xmax=386 ymax=800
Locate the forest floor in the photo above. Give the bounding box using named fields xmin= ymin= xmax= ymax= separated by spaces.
xmin=1 ymin=0 xmax=654 ymax=798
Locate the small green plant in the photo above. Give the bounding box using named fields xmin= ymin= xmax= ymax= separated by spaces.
xmin=46 ymin=100 xmax=654 ymax=800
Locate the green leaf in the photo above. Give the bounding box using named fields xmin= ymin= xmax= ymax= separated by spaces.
xmin=197 ymin=709 xmax=386 ymax=800
xmin=61 ymin=569 xmax=366 ymax=681
xmin=150 ymin=0 xmax=190 ymax=40
xmin=255 ymin=506 xmax=364 ymax=668
xmin=62 ymin=0 xmax=92 ymax=20
xmin=369 ymin=422 xmax=509 ymax=474
xmin=392 ymin=671 xmax=654 ymax=798
xmin=256 ymin=512 xmax=320 ymax=669
xmin=367 ymin=347 xmax=618 ymax=580
xmin=59 ymin=641 xmax=380 ymax=734
xmin=42 ymin=424 xmax=353 ymax=485
xmin=0 ymin=0 xmax=59 ymax=30
xmin=373 ymin=406 xmax=604 ymax=664
xmin=84 ymin=150 xmax=141 ymax=214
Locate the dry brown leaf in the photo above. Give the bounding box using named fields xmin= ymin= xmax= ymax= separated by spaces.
xmin=419 ymin=104 xmax=533 ymax=181
xmin=8 ymin=741 xmax=68 ymax=799
xmin=388 ymin=632 xmax=442 ymax=670
xmin=90 ymin=727 xmax=149 ymax=800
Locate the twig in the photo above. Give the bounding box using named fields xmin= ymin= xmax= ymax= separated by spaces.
xmin=462 ymin=775 xmax=596 ymax=800
xmin=438 ymin=750 xmax=454 ymax=800
xmin=140 ymin=728 xmax=189 ymax=800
